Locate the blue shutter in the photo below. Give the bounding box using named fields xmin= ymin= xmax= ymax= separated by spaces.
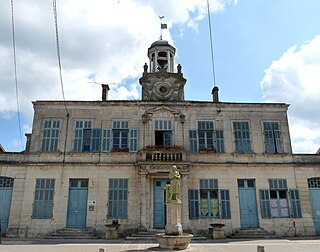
xmin=33 ymin=179 xmax=55 ymax=219
xmin=220 ymin=189 xmax=231 ymax=219
xmin=189 ymin=130 xmax=198 ymax=153
xmin=260 ymin=189 xmax=271 ymax=218
xmin=74 ymin=121 xmax=83 ymax=152
xmin=215 ymin=130 xmax=224 ymax=153
xmin=188 ymin=189 xmax=199 ymax=219
xmin=290 ymin=189 xmax=302 ymax=218
xmin=108 ymin=179 xmax=128 ymax=218
xmin=102 ymin=129 xmax=111 ymax=152
xmin=91 ymin=128 xmax=101 ymax=152
xmin=129 ymin=129 xmax=138 ymax=152
xmin=274 ymin=130 xmax=284 ymax=153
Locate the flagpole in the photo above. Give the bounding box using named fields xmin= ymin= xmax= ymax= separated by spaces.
xmin=159 ymin=16 xmax=164 ymax=40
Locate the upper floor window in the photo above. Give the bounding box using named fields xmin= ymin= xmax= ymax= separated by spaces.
xmin=73 ymin=120 xmax=96 ymax=152
xmin=233 ymin=122 xmax=251 ymax=153
xmin=189 ymin=121 xmax=224 ymax=153
xmin=155 ymin=120 xmax=172 ymax=146
xmin=113 ymin=120 xmax=129 ymax=151
xmin=263 ymin=122 xmax=283 ymax=153
xmin=41 ymin=120 xmax=61 ymax=152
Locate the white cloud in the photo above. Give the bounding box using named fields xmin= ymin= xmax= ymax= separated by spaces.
xmin=261 ymin=35 xmax=320 ymax=153
xmin=0 ymin=0 xmax=237 ymax=152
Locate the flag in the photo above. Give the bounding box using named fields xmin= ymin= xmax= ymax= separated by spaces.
xmin=161 ymin=23 xmax=167 ymax=29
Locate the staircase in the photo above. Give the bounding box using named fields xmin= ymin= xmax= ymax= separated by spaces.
xmin=46 ymin=228 xmax=98 ymax=239
xmin=230 ymin=228 xmax=277 ymax=239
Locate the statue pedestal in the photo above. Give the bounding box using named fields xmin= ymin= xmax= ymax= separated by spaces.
xmin=165 ymin=201 xmax=182 ymax=235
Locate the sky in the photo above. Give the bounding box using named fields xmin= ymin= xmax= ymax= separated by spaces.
xmin=0 ymin=0 xmax=320 ymax=153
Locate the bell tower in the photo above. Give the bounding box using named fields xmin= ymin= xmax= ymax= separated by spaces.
xmin=139 ymin=40 xmax=186 ymax=101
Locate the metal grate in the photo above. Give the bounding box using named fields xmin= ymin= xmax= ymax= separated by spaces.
xmin=308 ymin=177 xmax=320 ymax=188
xmin=0 ymin=177 xmax=14 ymax=188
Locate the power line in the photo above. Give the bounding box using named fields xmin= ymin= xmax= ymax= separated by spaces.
xmin=207 ymin=0 xmax=217 ymax=87
xmin=52 ymin=0 xmax=68 ymax=114
xmin=10 ymin=0 xmax=24 ymax=150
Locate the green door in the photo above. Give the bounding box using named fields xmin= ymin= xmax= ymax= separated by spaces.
xmin=67 ymin=179 xmax=88 ymax=228
xmin=153 ymin=179 xmax=169 ymax=228
xmin=0 ymin=177 xmax=14 ymax=236
xmin=238 ymin=179 xmax=259 ymax=228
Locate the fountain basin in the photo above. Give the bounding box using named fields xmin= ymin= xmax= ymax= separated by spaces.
xmin=156 ymin=233 xmax=193 ymax=250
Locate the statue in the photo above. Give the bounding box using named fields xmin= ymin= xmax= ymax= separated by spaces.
xmin=165 ymin=165 xmax=181 ymax=202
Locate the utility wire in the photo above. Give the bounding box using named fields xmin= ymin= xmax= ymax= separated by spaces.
xmin=52 ymin=0 xmax=68 ymax=113
xmin=207 ymin=0 xmax=217 ymax=87
xmin=10 ymin=0 xmax=24 ymax=150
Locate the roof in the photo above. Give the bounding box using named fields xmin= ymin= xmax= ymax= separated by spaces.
xmin=150 ymin=40 xmax=170 ymax=47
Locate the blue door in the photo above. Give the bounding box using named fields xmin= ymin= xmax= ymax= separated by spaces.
xmin=309 ymin=189 xmax=320 ymax=235
xmin=153 ymin=179 xmax=169 ymax=228
xmin=67 ymin=179 xmax=88 ymax=228
xmin=0 ymin=177 xmax=14 ymax=236
xmin=238 ymin=179 xmax=259 ymax=228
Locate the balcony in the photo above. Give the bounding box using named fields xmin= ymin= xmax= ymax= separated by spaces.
xmin=143 ymin=145 xmax=185 ymax=162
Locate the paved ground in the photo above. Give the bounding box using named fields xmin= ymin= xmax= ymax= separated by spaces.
xmin=1 ymin=238 xmax=320 ymax=252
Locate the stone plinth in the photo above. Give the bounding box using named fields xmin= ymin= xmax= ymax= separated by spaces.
xmin=165 ymin=201 xmax=183 ymax=235
xmin=105 ymin=225 xmax=119 ymax=239
xmin=156 ymin=233 xmax=193 ymax=250
xmin=210 ymin=223 xmax=225 ymax=239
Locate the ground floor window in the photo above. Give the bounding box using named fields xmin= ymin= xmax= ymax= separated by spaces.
xmin=188 ymin=179 xmax=230 ymax=219
xmin=260 ymin=179 xmax=301 ymax=218
xmin=107 ymin=178 xmax=128 ymax=219
xmin=32 ymin=178 xmax=55 ymax=219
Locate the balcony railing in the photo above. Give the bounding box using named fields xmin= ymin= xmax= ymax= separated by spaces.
xmin=144 ymin=145 xmax=184 ymax=162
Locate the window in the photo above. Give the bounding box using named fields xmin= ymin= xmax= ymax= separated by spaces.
xmin=107 ymin=178 xmax=128 ymax=218
xmin=263 ymin=122 xmax=283 ymax=153
xmin=198 ymin=121 xmax=214 ymax=150
xmin=74 ymin=120 xmax=93 ymax=152
xmin=113 ymin=121 xmax=129 ymax=151
xmin=233 ymin=122 xmax=251 ymax=153
xmin=189 ymin=121 xmax=224 ymax=153
xmin=41 ymin=120 xmax=60 ymax=151
xmin=188 ymin=179 xmax=231 ymax=219
xmin=259 ymin=179 xmax=302 ymax=219
xmin=155 ymin=120 xmax=172 ymax=146
xmin=32 ymin=179 xmax=55 ymax=219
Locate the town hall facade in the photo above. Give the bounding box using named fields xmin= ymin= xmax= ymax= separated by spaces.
xmin=0 ymin=39 xmax=320 ymax=238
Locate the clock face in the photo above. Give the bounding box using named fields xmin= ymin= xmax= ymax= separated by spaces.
xmin=153 ymin=82 xmax=173 ymax=100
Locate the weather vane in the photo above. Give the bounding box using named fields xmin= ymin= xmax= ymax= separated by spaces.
xmin=159 ymin=16 xmax=167 ymax=40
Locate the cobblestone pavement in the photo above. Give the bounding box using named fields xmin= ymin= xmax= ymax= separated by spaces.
xmin=1 ymin=238 xmax=320 ymax=252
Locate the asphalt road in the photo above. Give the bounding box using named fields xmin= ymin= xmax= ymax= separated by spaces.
xmin=1 ymin=238 xmax=320 ymax=252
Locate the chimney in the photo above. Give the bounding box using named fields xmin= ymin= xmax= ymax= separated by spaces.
xmin=25 ymin=133 xmax=31 ymax=153
xmin=211 ymin=86 xmax=219 ymax=103
xmin=101 ymin=84 xmax=110 ymax=101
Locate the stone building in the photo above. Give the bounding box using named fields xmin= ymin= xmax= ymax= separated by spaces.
xmin=1 ymin=39 xmax=320 ymax=238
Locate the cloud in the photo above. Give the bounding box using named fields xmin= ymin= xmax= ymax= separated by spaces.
xmin=261 ymin=35 xmax=320 ymax=153
xmin=0 ymin=0 xmax=238 ymax=152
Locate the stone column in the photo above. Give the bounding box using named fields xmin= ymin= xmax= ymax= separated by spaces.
xmin=139 ymin=173 xmax=148 ymax=231
xmin=180 ymin=174 xmax=190 ymax=229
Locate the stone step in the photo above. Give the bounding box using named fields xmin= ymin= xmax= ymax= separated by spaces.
xmin=45 ymin=228 xmax=98 ymax=239
xmin=230 ymin=228 xmax=277 ymax=239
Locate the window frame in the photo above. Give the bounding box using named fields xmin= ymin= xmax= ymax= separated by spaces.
xmin=107 ymin=178 xmax=129 ymax=219
xmin=32 ymin=178 xmax=55 ymax=219
xmin=233 ymin=121 xmax=252 ymax=153
xmin=41 ymin=119 xmax=61 ymax=152
xmin=263 ymin=121 xmax=283 ymax=154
